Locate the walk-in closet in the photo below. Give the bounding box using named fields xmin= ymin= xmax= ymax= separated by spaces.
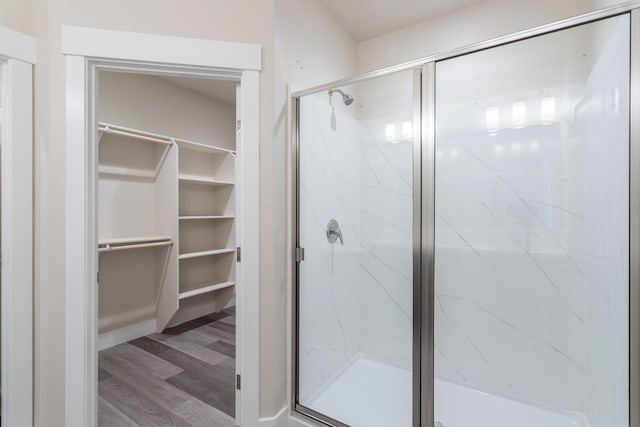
xmin=96 ymin=71 xmax=239 ymax=426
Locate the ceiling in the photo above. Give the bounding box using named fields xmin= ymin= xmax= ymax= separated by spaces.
xmin=318 ymin=0 xmax=489 ymax=41
xmin=160 ymin=76 xmax=237 ymax=105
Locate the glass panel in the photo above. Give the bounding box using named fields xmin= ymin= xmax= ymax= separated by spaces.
xmin=297 ymin=69 xmax=415 ymax=427
xmin=434 ymin=15 xmax=629 ymax=427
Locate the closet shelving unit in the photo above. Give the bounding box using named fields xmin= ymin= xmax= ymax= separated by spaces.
xmin=97 ymin=120 xmax=238 ymax=345
xmin=176 ymin=138 xmax=237 ymax=308
xmin=97 ymin=122 xmax=177 ymax=255
xmin=97 ymin=119 xmax=240 ymax=343
xmin=97 ymin=121 xmax=180 ymax=349
xmin=94 ymin=71 xmax=242 ymax=352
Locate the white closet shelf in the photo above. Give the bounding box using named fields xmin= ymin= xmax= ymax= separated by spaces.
xmin=179 ymin=281 xmax=235 ymax=300
xmin=175 ymin=138 xmax=236 ymax=155
xmin=179 ymin=215 xmax=235 ymax=220
xmin=178 ymin=175 xmax=235 ymax=186
xmin=178 ymin=248 xmax=235 ymax=260
xmin=98 ymin=236 xmax=173 ymax=253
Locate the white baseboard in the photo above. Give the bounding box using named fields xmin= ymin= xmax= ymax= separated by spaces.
xmin=259 ymin=406 xmax=288 ymax=427
xmin=97 ymin=318 xmax=156 ymax=351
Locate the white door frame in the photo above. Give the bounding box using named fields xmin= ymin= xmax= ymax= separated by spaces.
xmin=0 ymin=24 xmax=35 ymax=427
xmin=62 ymin=26 xmax=261 ymax=427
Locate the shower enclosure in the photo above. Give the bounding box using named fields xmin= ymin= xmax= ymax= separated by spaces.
xmin=293 ymin=8 xmax=638 ymax=427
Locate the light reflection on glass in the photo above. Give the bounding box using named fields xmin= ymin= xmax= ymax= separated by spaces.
xmin=541 ymin=96 xmax=556 ymax=124
xmin=512 ymin=101 xmax=526 ymax=128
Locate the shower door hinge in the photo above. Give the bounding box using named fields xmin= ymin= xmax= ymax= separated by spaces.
xmin=97 ymin=271 xmax=99 ymax=285
xmin=236 ymin=247 xmax=241 ymax=262
xmin=236 ymin=120 xmax=241 ymax=134
xmin=295 ymin=247 xmax=305 ymax=262
xmin=236 ymin=374 xmax=241 ymax=390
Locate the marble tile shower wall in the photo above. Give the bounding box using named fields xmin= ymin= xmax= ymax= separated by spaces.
xmin=433 ymin=17 xmax=629 ymax=423
xmin=298 ymin=95 xmax=364 ymax=403
xmin=298 ymin=88 xmax=415 ymax=403
xmin=359 ymin=117 xmax=413 ymax=368
xmin=434 ymin=111 xmax=589 ymax=412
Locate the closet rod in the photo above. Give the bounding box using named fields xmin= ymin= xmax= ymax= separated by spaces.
xmin=98 ymin=125 xmax=173 ymax=146
xmin=98 ymin=240 xmax=173 ymax=253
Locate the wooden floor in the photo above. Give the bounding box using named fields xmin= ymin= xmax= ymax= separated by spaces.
xmin=98 ymin=307 xmax=236 ymax=427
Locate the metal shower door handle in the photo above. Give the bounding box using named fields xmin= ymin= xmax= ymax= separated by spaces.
xmin=326 ymin=219 xmax=343 ymax=244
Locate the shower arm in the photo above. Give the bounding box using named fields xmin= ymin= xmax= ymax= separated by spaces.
xmin=328 ymin=89 xmax=354 ymax=106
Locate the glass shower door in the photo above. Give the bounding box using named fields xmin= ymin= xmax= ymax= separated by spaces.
xmin=433 ymin=15 xmax=630 ymax=427
xmin=295 ymin=69 xmax=417 ymax=427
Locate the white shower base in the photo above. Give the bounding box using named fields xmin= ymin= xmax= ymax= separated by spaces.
xmin=307 ymin=355 xmax=586 ymax=427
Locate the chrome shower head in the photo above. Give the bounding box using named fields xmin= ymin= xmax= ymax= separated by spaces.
xmin=343 ymin=93 xmax=354 ymax=105
xmin=329 ymin=89 xmax=354 ymax=106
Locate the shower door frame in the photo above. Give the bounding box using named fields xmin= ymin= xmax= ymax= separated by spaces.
xmin=291 ymin=2 xmax=640 ymax=426
xmin=291 ymin=67 xmax=426 ymax=427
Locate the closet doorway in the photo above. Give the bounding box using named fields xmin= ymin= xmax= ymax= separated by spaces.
xmin=63 ymin=27 xmax=261 ymax=427
xmin=96 ymin=71 xmax=241 ymax=426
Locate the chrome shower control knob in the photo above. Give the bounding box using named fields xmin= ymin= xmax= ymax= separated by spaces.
xmin=326 ymin=219 xmax=344 ymax=244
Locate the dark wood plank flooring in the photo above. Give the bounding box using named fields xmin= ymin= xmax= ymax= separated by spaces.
xmin=98 ymin=307 xmax=236 ymax=427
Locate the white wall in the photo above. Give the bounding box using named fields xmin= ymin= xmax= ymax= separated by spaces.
xmin=98 ymin=73 xmax=236 ymax=150
xmin=0 ymin=0 xmax=33 ymax=35
xmin=357 ymin=0 xmax=595 ymax=73
xmin=275 ymin=0 xmax=358 ymax=92
xmin=593 ymin=0 xmax=629 ymax=8
xmin=31 ymin=1 xmax=275 ymax=424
